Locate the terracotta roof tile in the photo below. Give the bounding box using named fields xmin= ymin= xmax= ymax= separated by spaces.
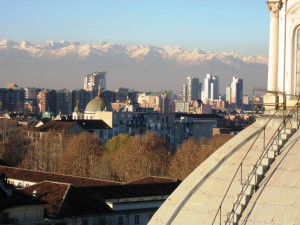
xmin=22 ymin=181 xmax=180 ymax=218
xmin=22 ymin=181 xmax=69 ymax=216
xmin=0 ymin=166 xmax=123 ymax=187
xmin=127 ymin=176 xmax=181 ymax=185
xmin=34 ymin=121 xmax=83 ymax=132
xmin=22 ymin=181 xmax=113 ymax=218
xmin=71 ymin=120 xmax=111 ymax=129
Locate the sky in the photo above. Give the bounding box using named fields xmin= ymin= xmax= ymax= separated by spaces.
xmin=0 ymin=0 xmax=270 ymax=56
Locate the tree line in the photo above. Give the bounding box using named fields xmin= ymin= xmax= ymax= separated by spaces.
xmin=0 ymin=120 xmax=233 ymax=182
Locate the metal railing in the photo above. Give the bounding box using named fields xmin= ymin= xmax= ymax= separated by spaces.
xmin=211 ymin=92 xmax=300 ymax=225
xmin=251 ymin=89 xmax=286 ymax=113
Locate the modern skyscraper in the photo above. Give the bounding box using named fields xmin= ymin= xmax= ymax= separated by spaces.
xmin=230 ymin=77 xmax=243 ymax=107
xmin=181 ymin=77 xmax=200 ymax=102
xmin=201 ymin=74 xmax=219 ymax=101
xmin=84 ymin=71 xmax=107 ymax=95
xmin=226 ymin=86 xmax=231 ymax=102
xmin=187 ymin=76 xmax=200 ymax=101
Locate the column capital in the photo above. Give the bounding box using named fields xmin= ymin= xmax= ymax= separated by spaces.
xmin=266 ymin=1 xmax=283 ymax=15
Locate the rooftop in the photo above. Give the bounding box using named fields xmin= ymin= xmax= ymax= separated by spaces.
xmin=0 ymin=174 xmax=44 ymax=211
xmin=0 ymin=165 xmax=123 ymax=187
xmin=22 ymin=181 xmax=113 ymax=218
xmin=34 ymin=121 xmax=84 ymax=133
xmin=149 ymin=116 xmax=300 ymax=225
xmin=127 ymin=176 xmax=180 ymax=185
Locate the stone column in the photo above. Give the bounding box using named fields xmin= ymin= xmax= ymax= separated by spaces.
xmin=266 ymin=1 xmax=283 ymax=92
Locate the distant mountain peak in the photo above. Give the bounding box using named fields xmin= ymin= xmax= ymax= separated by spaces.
xmin=0 ymin=38 xmax=268 ymax=65
xmin=0 ymin=38 xmax=268 ymax=95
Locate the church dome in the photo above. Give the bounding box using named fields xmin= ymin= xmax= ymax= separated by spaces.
xmin=149 ymin=114 xmax=300 ymax=225
xmin=85 ymin=96 xmax=106 ymax=112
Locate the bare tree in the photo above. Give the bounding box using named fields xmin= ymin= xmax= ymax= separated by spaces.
xmin=0 ymin=120 xmax=30 ymax=166
xmin=58 ymin=132 xmax=104 ymax=177
xmin=21 ymin=130 xmax=71 ymax=173
xmin=92 ymin=151 xmax=116 ymax=180
xmin=112 ymin=132 xmax=170 ymax=182
xmin=168 ymin=135 xmax=234 ymax=180
xmin=168 ymin=138 xmax=203 ymax=180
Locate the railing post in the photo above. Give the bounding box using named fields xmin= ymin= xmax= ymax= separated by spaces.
xmin=240 ymin=163 xmax=243 ymax=185
xmin=296 ymin=95 xmax=299 ymax=130
xmin=255 ymin=170 xmax=257 ymax=193
xmin=263 ymin=127 xmax=266 ymax=151
xmin=211 ymin=92 xmax=300 ymax=225
xmin=219 ymin=206 xmax=221 ymax=225
xmin=283 ymin=92 xmax=286 ymax=110
xmin=283 ymin=105 xmax=285 ymax=129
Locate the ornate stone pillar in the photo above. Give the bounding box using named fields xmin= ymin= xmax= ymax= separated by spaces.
xmin=266 ymin=1 xmax=283 ymax=92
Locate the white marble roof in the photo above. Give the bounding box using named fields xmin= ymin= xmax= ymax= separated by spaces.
xmin=149 ymin=123 xmax=300 ymax=225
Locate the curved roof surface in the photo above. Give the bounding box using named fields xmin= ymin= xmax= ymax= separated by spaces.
xmin=85 ymin=95 xmax=106 ymax=112
xmin=149 ymin=121 xmax=300 ymax=225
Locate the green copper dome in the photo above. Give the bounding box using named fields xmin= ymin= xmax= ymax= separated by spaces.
xmin=85 ymin=96 xmax=106 ymax=112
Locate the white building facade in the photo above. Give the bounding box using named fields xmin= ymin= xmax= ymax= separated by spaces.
xmin=187 ymin=76 xmax=200 ymax=101
xmin=201 ymin=74 xmax=219 ymax=102
xmin=230 ymin=76 xmax=243 ymax=107
xmin=265 ymin=0 xmax=300 ymax=108
xmin=84 ymin=71 xmax=107 ymax=93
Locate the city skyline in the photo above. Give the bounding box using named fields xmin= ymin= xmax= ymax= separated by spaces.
xmin=1 ymin=74 xmax=244 ymax=98
xmin=1 ymin=0 xmax=269 ymax=56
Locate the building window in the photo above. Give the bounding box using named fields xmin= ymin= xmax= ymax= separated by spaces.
xmin=117 ymin=216 xmax=123 ymax=225
xmin=134 ymin=215 xmax=140 ymax=224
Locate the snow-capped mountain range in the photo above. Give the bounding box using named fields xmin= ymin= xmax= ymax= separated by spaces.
xmin=0 ymin=38 xmax=268 ymax=94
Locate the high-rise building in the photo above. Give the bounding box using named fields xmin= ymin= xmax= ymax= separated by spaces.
xmin=84 ymin=71 xmax=107 ymax=96
xmin=187 ymin=76 xmax=200 ymax=101
xmin=160 ymin=91 xmax=172 ymax=114
xmin=56 ymin=89 xmax=72 ymax=116
xmin=115 ymin=88 xmax=129 ymax=102
xmin=181 ymin=85 xmax=187 ymax=101
xmin=37 ymin=89 xmax=57 ymax=114
xmin=226 ymin=86 xmax=231 ymax=102
xmin=24 ymin=87 xmax=38 ymax=100
xmin=201 ymin=74 xmax=219 ymax=101
xmin=181 ymin=77 xmax=201 ymax=102
xmin=230 ymin=77 xmax=243 ymax=107
xmin=72 ymin=89 xmax=92 ymax=113
xmin=0 ymin=87 xmax=25 ymax=113
xmin=24 ymin=87 xmax=38 ymax=115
